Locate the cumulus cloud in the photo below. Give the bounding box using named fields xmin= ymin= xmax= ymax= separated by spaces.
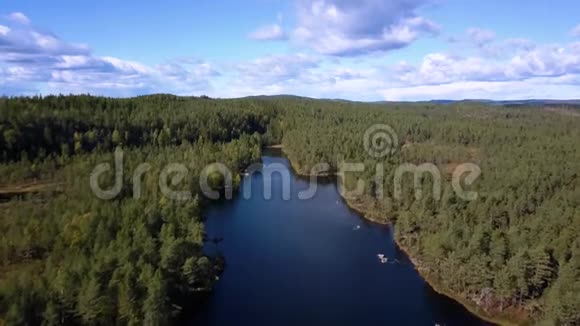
xmin=248 ymin=24 xmax=287 ymax=41
xmin=6 ymin=12 xmax=30 ymax=24
xmin=381 ymin=42 xmax=580 ymax=100
xmin=0 ymin=25 xmax=10 ymax=36
xmin=392 ymin=43 xmax=580 ymax=86
xmin=291 ymin=0 xmax=439 ymax=56
xmin=0 ymin=17 xmax=90 ymax=68
xmin=394 ymin=53 xmax=505 ymax=85
xmin=506 ymin=45 xmax=580 ymax=78
xmin=447 ymin=27 xmax=496 ymax=50
xmin=234 ymin=54 xmax=319 ymax=87
xmin=0 ymin=14 xmax=218 ymax=96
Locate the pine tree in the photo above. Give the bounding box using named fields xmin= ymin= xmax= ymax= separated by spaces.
xmin=112 ymin=129 xmax=122 ymax=146
xmin=77 ymin=276 xmax=103 ymax=324
xmin=528 ymin=247 xmax=554 ymax=298
xmin=142 ymin=270 xmax=171 ymax=326
xmin=494 ymin=266 xmax=515 ymax=311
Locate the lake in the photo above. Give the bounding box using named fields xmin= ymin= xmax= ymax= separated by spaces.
xmin=190 ymin=151 xmax=489 ymax=325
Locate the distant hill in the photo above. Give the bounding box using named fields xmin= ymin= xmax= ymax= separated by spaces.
xmin=428 ymin=99 xmax=580 ymax=106
xmin=60 ymin=93 xmax=580 ymax=107
xmin=351 ymin=98 xmax=580 ymax=107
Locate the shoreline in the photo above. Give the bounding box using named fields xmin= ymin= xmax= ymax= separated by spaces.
xmin=279 ymin=148 xmax=527 ymax=326
xmin=394 ymin=240 xmax=525 ymax=326
xmin=338 ymin=194 xmax=525 ymax=325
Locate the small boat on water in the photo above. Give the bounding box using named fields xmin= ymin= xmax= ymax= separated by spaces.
xmin=377 ymin=254 xmax=388 ymax=263
xmin=353 ymin=225 xmax=361 ymax=231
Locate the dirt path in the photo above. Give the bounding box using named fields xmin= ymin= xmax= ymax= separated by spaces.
xmin=0 ymin=181 xmax=63 ymax=195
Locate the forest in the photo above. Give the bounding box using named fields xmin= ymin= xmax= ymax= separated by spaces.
xmin=0 ymin=94 xmax=579 ymax=325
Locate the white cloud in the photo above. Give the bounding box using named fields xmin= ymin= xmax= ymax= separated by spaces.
xmin=447 ymin=28 xmax=496 ymax=50
xmin=571 ymin=24 xmax=580 ymax=37
xmin=0 ymin=19 xmax=90 ymax=65
xmin=234 ymin=53 xmax=319 ymax=87
xmin=249 ymin=24 xmax=287 ymax=41
xmin=504 ymin=38 xmax=536 ymax=52
xmin=0 ymin=25 xmax=10 ymax=36
xmin=226 ymin=55 xmax=384 ymax=100
xmin=395 ymin=53 xmax=505 ymax=85
xmin=7 ymin=12 xmax=30 ymax=24
xmin=381 ymin=79 xmax=580 ymax=101
xmin=101 ymin=56 xmax=152 ymax=75
xmin=380 ymin=41 xmax=580 ymax=100
xmin=506 ymin=45 xmax=580 ymax=78
xmin=292 ymin=0 xmax=438 ymax=56
xmin=467 ymin=28 xmax=495 ymax=46
xmin=43 ymin=56 xmax=220 ymax=97
xmin=0 ymin=14 xmax=217 ymax=96
xmin=391 ymin=41 xmax=580 ymax=87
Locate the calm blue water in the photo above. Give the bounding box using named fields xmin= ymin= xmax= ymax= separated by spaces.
xmin=191 ymin=152 xmax=489 ymax=326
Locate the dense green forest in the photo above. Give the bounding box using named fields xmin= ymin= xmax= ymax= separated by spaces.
xmin=0 ymin=95 xmax=579 ymax=325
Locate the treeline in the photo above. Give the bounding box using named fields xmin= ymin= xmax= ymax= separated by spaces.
xmin=0 ymin=94 xmax=274 ymax=163
xmin=278 ymin=99 xmax=580 ymax=325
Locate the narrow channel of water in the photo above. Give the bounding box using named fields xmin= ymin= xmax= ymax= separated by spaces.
xmin=191 ymin=151 xmax=489 ymax=325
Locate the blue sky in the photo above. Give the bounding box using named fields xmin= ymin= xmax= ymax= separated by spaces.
xmin=1 ymin=0 xmax=580 ymax=100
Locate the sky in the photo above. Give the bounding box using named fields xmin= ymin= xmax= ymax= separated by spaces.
xmin=1 ymin=0 xmax=580 ymax=101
